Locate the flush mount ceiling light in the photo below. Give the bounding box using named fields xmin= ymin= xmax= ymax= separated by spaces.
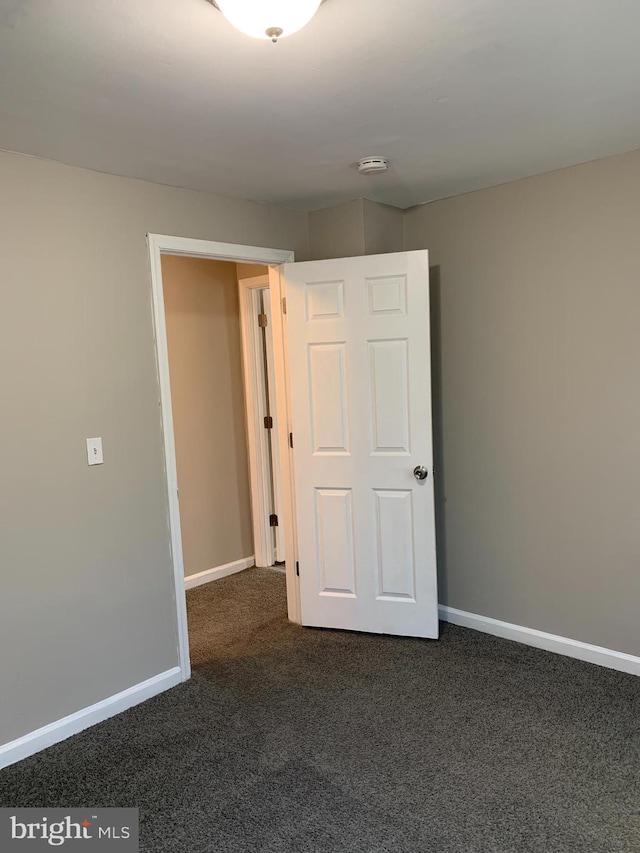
xmin=212 ymin=0 xmax=323 ymax=42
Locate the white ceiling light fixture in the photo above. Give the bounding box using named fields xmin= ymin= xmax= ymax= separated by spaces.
xmin=213 ymin=0 xmax=322 ymax=42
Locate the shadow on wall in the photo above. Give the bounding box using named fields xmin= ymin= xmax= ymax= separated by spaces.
xmin=430 ymin=265 xmax=448 ymax=607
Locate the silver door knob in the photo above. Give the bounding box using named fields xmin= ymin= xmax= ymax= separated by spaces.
xmin=413 ymin=465 xmax=429 ymax=481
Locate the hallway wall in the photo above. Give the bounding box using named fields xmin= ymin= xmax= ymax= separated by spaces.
xmin=162 ymin=256 xmax=253 ymax=577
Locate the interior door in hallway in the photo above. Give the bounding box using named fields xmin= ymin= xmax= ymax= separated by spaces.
xmin=283 ymin=251 xmax=438 ymax=637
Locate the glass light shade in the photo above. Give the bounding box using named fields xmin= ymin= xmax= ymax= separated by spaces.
xmin=216 ymin=0 xmax=322 ymax=40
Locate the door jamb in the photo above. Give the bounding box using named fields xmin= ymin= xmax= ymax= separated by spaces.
xmin=267 ymin=266 xmax=301 ymax=624
xmin=262 ymin=285 xmax=287 ymax=563
xmin=147 ymin=234 xmax=299 ymax=682
xmin=238 ymin=274 xmax=277 ymax=569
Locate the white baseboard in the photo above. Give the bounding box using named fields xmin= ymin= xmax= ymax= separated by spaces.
xmin=184 ymin=556 xmax=254 ymax=590
xmin=439 ymin=605 xmax=640 ymax=677
xmin=0 ymin=666 xmax=182 ymax=770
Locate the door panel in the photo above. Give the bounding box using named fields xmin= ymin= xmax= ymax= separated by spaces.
xmin=315 ymin=488 xmax=357 ymax=595
xmin=374 ymin=488 xmax=415 ymax=600
xmin=284 ymin=251 xmax=438 ymax=638
xmin=308 ymin=343 xmax=350 ymax=454
xmin=368 ymin=338 xmax=411 ymax=454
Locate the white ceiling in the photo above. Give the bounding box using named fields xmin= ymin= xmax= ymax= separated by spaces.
xmin=1 ymin=0 xmax=639 ymax=211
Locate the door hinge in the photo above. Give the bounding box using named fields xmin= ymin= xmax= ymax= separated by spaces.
xmin=289 ymin=432 xmax=294 ymax=449
xmin=269 ymin=514 xmax=279 ymax=527
xmin=295 ymin=561 xmax=300 ymax=577
xmin=282 ymin=297 xmax=287 ymax=315
xmin=258 ymin=313 xmax=267 ymax=328
xmin=264 ymin=415 xmax=273 ymax=429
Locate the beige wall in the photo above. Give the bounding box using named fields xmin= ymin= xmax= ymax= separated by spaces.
xmin=308 ymin=199 xmax=365 ymax=260
xmin=308 ymin=198 xmax=404 ymax=259
xmin=236 ymin=263 xmax=269 ymax=280
xmin=363 ymin=199 xmax=404 ymax=255
xmin=0 ymin=150 xmax=308 ymax=747
xmin=162 ymin=257 xmax=253 ymax=577
xmin=404 ymin=149 xmax=640 ymax=656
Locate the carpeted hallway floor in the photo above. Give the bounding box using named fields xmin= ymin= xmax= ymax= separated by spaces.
xmin=1 ymin=567 xmax=639 ymax=852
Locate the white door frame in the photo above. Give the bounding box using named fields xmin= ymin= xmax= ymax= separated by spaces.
xmin=238 ymin=274 xmax=278 ymax=569
xmin=147 ymin=234 xmax=298 ymax=681
xmin=262 ymin=288 xmax=287 ymax=563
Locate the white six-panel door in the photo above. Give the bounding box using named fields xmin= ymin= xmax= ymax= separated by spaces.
xmin=284 ymin=251 xmax=438 ymax=637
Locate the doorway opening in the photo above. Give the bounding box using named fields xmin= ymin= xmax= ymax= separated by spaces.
xmin=148 ymin=235 xmax=299 ymax=682
xmin=161 ymin=255 xmax=289 ymax=671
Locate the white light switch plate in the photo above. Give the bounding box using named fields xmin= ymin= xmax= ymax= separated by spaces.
xmin=86 ymin=437 xmax=103 ymax=465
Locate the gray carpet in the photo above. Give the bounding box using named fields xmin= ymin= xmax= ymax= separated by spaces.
xmin=1 ymin=568 xmax=639 ymax=852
